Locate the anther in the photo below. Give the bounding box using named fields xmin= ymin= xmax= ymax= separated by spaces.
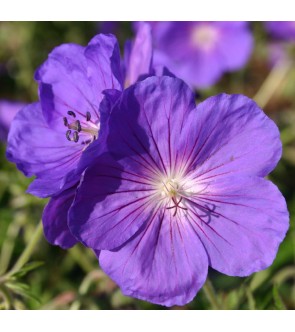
xmin=82 ymin=139 xmax=91 ymax=145
xmin=86 ymin=111 xmax=91 ymax=121
xmin=73 ymin=131 xmax=79 ymax=143
xmin=93 ymin=135 xmax=96 ymax=141
xmin=67 ymin=110 xmax=76 ymax=118
xmin=63 ymin=117 xmax=68 ymax=126
xmin=66 ymin=130 xmax=72 ymax=141
xmin=76 ymin=120 xmax=82 ymax=132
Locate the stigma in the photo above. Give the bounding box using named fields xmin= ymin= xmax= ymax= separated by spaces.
xmin=159 ymin=177 xmax=188 ymax=217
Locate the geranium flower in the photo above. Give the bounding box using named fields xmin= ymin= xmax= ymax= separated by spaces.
xmin=6 ymin=26 xmax=155 ymax=249
xmin=0 ymin=100 xmax=25 ymax=142
xmin=69 ymin=76 xmax=289 ymax=306
xmin=265 ymin=21 xmax=295 ymax=41
xmin=147 ymin=21 xmax=253 ymax=89
xmin=6 ymin=34 xmax=123 ymax=247
xmin=7 ymin=34 xmax=123 ymax=198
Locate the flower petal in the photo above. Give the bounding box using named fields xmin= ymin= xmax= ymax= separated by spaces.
xmin=105 ymin=76 xmax=196 ymax=173
xmin=42 ymin=187 xmax=78 ymax=249
xmin=124 ymin=22 xmax=153 ymax=87
xmin=6 ymin=102 xmax=82 ymax=197
xmin=36 ymin=34 xmax=122 ymax=127
xmin=180 ymin=94 xmax=282 ymax=179
xmin=185 ymin=175 xmax=289 ymax=276
xmin=215 ymin=22 xmax=253 ymax=71
xmin=99 ymin=209 xmax=208 ymax=307
xmin=0 ymin=100 xmax=25 ymax=142
xmin=69 ymin=153 xmax=155 ymax=250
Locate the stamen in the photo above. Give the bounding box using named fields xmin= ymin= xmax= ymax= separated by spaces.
xmin=73 ymin=131 xmax=79 ymax=143
xmin=82 ymin=139 xmax=92 ymax=145
xmin=67 ymin=110 xmax=76 ymax=118
xmin=76 ymin=120 xmax=82 ymax=132
xmin=63 ymin=110 xmax=98 ymax=145
xmin=86 ymin=111 xmax=91 ymax=121
xmin=66 ymin=130 xmax=72 ymax=141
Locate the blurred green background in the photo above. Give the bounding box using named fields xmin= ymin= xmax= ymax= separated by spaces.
xmin=0 ymin=22 xmax=294 ymax=310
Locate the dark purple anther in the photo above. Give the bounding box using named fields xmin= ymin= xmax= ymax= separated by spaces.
xmin=76 ymin=120 xmax=82 ymax=132
xmin=73 ymin=131 xmax=79 ymax=143
xmin=86 ymin=111 xmax=91 ymax=121
xmin=67 ymin=110 xmax=76 ymax=118
xmin=66 ymin=130 xmax=72 ymax=141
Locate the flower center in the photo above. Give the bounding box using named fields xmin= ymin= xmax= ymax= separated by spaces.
xmin=63 ymin=110 xmax=99 ymax=146
xmin=191 ymin=24 xmax=218 ymax=51
xmin=159 ymin=178 xmax=188 ymax=217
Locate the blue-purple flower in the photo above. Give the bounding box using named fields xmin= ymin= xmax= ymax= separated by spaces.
xmin=265 ymin=22 xmax=295 ymax=67
xmin=265 ymin=21 xmax=295 ymax=41
xmin=6 ymin=28 xmax=154 ymax=249
xmin=69 ymin=76 xmax=289 ymax=306
xmin=147 ymin=21 xmax=253 ymax=89
xmin=6 ymin=34 xmax=123 ymax=247
xmin=0 ymin=100 xmax=25 ymax=142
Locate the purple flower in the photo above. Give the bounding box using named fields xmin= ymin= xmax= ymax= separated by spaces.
xmin=123 ymin=22 xmax=153 ymax=87
xmin=69 ymin=76 xmax=289 ymax=306
xmin=265 ymin=22 xmax=295 ymax=41
xmin=0 ymin=100 xmax=25 ymax=142
xmin=7 ymin=34 xmax=122 ymax=198
xmin=268 ymin=42 xmax=290 ymax=67
xmin=99 ymin=21 xmax=120 ymax=35
xmin=7 ymin=28 xmax=155 ymax=250
xmin=7 ymin=34 xmax=123 ymax=248
xmin=148 ymin=22 xmax=253 ymax=89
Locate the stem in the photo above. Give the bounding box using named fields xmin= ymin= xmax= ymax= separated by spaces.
xmin=68 ymin=245 xmax=95 ymax=274
xmin=253 ymin=60 xmax=293 ymax=109
xmin=0 ymin=284 xmax=13 ymax=309
xmin=202 ymin=279 xmax=222 ymax=310
xmin=7 ymin=220 xmax=43 ymax=277
xmin=0 ymin=218 xmax=24 ymax=275
xmin=70 ymin=270 xmax=105 ymax=310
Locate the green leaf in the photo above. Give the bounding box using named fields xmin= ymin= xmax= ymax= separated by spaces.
xmin=5 ymin=281 xmax=40 ymax=304
xmin=11 ymin=261 xmax=44 ymax=278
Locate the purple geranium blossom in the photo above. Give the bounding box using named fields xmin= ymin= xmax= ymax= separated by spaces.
xmin=7 ymin=34 xmax=123 ymax=248
xmin=147 ymin=21 xmax=253 ymax=89
xmin=0 ymin=100 xmax=25 ymax=142
xmin=69 ymin=76 xmax=289 ymax=306
xmin=7 ymin=27 xmax=155 ymax=250
xmin=7 ymin=34 xmax=122 ymax=198
xmin=265 ymin=21 xmax=295 ymax=41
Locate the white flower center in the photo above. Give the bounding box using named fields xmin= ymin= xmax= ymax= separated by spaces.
xmin=191 ymin=24 xmax=218 ymax=51
xmin=153 ymin=173 xmax=209 ymax=217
